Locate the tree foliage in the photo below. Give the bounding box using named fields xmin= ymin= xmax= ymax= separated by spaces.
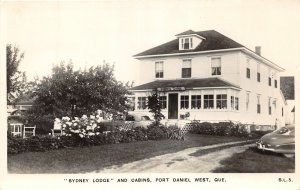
xmin=6 ymin=44 xmax=25 ymax=95
xmin=27 ymin=61 xmax=132 ymax=133
xmin=147 ymin=91 xmax=165 ymax=125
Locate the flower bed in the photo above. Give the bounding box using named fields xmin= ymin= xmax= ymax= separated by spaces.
xmin=8 ymin=112 xmax=184 ymax=154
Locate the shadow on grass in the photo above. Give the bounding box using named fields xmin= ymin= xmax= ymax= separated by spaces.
xmin=189 ymin=141 xmax=255 ymax=157
xmin=213 ymin=146 xmax=295 ymax=173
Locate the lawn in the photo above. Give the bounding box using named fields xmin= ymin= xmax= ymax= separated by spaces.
xmin=8 ymin=134 xmax=248 ymax=173
xmin=213 ymin=146 xmax=295 ymax=173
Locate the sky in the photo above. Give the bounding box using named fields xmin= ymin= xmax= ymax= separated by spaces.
xmin=2 ymin=0 xmax=300 ymax=85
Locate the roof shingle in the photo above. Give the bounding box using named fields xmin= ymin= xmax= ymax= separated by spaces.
xmin=134 ymin=30 xmax=244 ymax=57
xmin=130 ymin=78 xmax=239 ymax=91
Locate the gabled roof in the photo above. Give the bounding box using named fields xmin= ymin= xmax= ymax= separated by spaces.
xmin=175 ymin=30 xmax=196 ymax=36
xmin=130 ymin=78 xmax=239 ymax=91
xmin=280 ymin=76 xmax=294 ymax=100
xmin=134 ymin=30 xmax=244 ymax=57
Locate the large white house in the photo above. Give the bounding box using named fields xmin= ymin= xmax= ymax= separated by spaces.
xmin=129 ymin=30 xmax=286 ymax=127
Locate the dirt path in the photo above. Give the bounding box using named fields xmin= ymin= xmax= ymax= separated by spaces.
xmin=89 ymin=141 xmax=253 ymax=173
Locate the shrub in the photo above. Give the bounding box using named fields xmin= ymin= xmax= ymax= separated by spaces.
xmin=189 ymin=121 xmax=250 ymax=137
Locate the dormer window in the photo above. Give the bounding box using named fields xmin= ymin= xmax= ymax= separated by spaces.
xmin=180 ymin=38 xmax=193 ymax=50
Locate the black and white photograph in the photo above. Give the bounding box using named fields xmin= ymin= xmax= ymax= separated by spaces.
xmin=0 ymin=0 xmax=299 ymax=189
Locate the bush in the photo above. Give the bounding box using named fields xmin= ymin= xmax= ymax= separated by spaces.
xmin=7 ymin=122 xmax=185 ymax=155
xmin=189 ymin=121 xmax=250 ymax=137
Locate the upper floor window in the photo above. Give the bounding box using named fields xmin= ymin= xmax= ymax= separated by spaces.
xmin=257 ymin=63 xmax=261 ymax=82
xmin=268 ymin=77 xmax=272 ymax=86
xmin=274 ymin=79 xmax=277 ymax=88
xmin=182 ymin=59 xmax=191 ymax=78
xmin=246 ymin=59 xmax=250 ymax=79
xmin=211 ymin=57 xmax=221 ymax=75
xmin=180 ymin=38 xmax=193 ymax=50
xmin=246 ymin=68 xmax=250 ymax=78
xmin=155 ymin=61 xmax=164 ymax=78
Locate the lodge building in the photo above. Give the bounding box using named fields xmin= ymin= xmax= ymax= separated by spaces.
xmin=129 ymin=30 xmax=286 ymax=126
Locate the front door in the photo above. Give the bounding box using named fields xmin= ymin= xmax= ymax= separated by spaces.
xmin=168 ymin=93 xmax=178 ymax=119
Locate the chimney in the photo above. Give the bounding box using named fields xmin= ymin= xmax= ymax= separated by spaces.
xmin=255 ymin=46 xmax=261 ymax=56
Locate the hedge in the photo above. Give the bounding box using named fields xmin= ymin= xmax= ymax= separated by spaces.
xmin=8 ymin=125 xmax=184 ymax=154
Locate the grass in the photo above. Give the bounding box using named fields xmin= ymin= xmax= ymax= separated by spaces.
xmin=8 ymin=134 xmax=246 ymax=174
xmin=213 ymin=146 xmax=295 ymax=173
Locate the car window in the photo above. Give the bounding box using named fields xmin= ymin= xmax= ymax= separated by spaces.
xmin=275 ymin=127 xmax=289 ymax=135
xmin=141 ymin=116 xmax=150 ymax=121
xmin=125 ymin=115 xmax=135 ymax=121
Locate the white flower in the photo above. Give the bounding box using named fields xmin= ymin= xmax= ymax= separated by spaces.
xmin=74 ymin=117 xmax=79 ymax=121
xmin=55 ymin=118 xmax=61 ymax=122
xmin=66 ymin=122 xmax=72 ymax=126
xmin=74 ymin=130 xmax=79 ymax=133
xmin=79 ymin=134 xmax=84 ymax=138
xmin=96 ymin=132 xmax=100 ymax=135
xmin=88 ymin=132 xmax=95 ymax=136
xmin=73 ymin=123 xmax=78 ymax=126
xmin=62 ymin=124 xmax=66 ymax=128
xmin=86 ymin=126 xmax=92 ymax=130
xmin=90 ymin=115 xmax=95 ymax=120
xmin=82 ymin=115 xmax=88 ymax=119
xmin=92 ymin=123 xmax=97 ymax=129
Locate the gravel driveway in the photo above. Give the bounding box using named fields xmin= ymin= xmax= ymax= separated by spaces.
xmin=89 ymin=140 xmax=253 ymax=173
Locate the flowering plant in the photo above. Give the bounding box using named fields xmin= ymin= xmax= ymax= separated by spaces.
xmin=56 ymin=110 xmax=110 ymax=138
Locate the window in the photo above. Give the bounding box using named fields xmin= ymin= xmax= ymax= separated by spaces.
xmin=137 ymin=97 xmax=147 ymax=110
xmin=268 ymin=77 xmax=271 ymax=86
xmin=128 ymin=97 xmax=135 ymax=111
xmin=159 ymin=96 xmax=167 ymax=109
xmin=235 ymin=97 xmax=239 ymax=110
xmin=231 ymin=96 xmax=234 ymax=110
xmin=155 ymin=61 xmax=164 ymax=78
xmin=246 ymin=59 xmax=250 ymax=78
xmin=246 ymin=68 xmax=250 ymax=78
xmin=181 ymin=38 xmax=193 ymax=50
xmin=182 ymin=59 xmax=191 ymax=78
xmin=216 ymin=94 xmax=227 ymax=109
xmin=275 ymin=80 xmax=277 ymax=88
xmin=257 ymin=63 xmax=261 ymax=82
xmin=180 ymin=95 xmax=189 ymax=109
xmin=191 ymin=95 xmax=201 ymax=109
xmin=211 ymin=57 xmax=221 ymax=75
xmin=246 ymin=92 xmax=250 ymax=111
xmin=257 ymin=95 xmax=261 ymax=114
xmin=204 ymin=94 xmax=214 ymax=109
xmin=282 ymin=107 xmax=284 ymax=116
xmin=268 ymin=98 xmax=272 ymax=115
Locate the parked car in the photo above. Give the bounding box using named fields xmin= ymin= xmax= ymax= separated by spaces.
xmin=124 ymin=114 xmax=153 ymax=128
xmin=99 ymin=113 xmax=153 ymax=130
xmin=256 ymin=125 xmax=295 ymax=155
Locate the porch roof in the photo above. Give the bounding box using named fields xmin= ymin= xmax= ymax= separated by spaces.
xmin=130 ymin=78 xmax=240 ymax=91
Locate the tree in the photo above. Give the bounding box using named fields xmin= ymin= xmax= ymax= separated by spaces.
xmin=6 ymin=44 xmax=25 ymax=95
xmin=147 ymin=91 xmax=165 ymax=125
xmin=27 ymin=61 xmax=132 ymax=133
